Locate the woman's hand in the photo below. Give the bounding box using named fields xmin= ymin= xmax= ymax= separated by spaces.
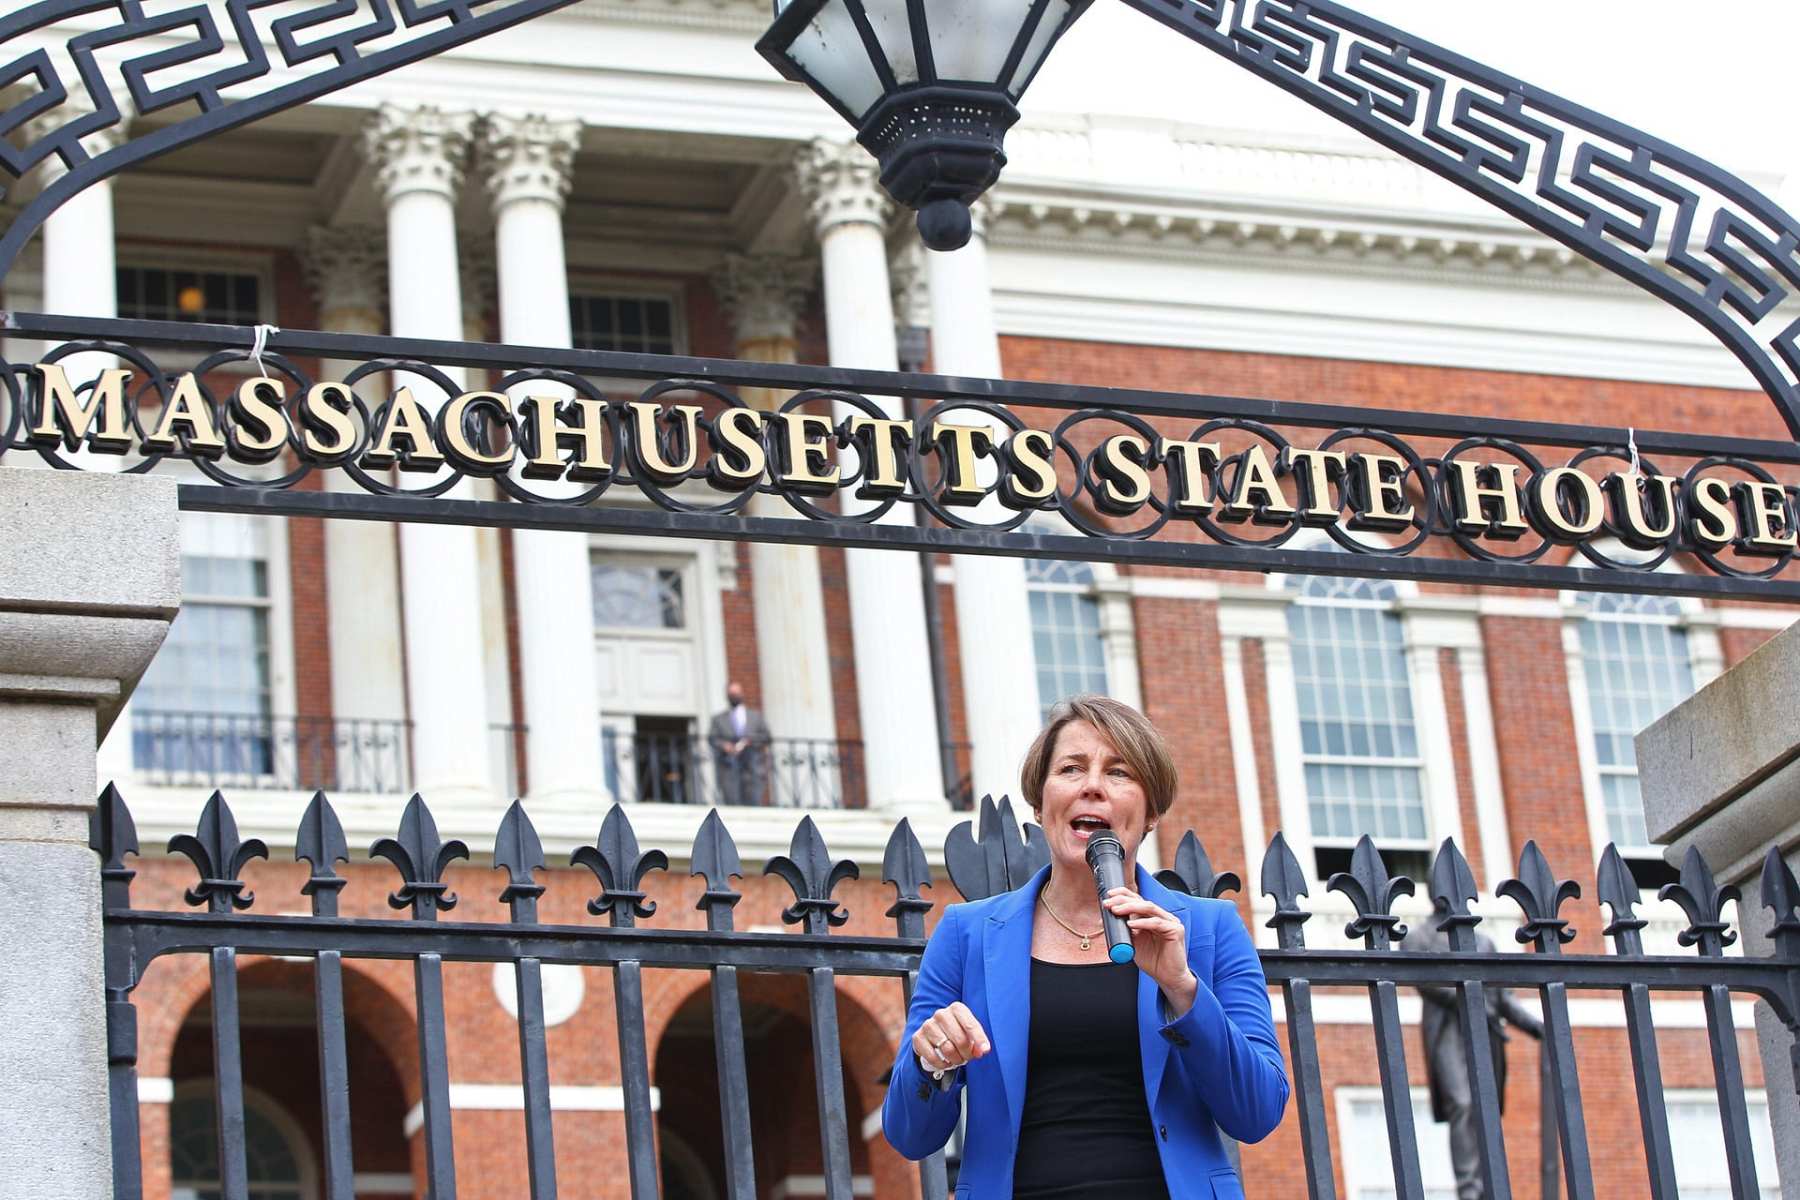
xmin=1104 ymin=887 xmax=1198 ymax=1017
xmin=912 ymin=1002 xmax=991 ymax=1075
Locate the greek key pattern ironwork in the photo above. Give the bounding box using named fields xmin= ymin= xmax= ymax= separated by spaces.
xmin=1124 ymin=0 xmax=1800 ymax=437
xmin=0 ymin=0 xmax=584 ymax=276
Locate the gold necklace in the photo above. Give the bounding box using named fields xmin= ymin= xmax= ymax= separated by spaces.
xmin=1039 ymin=894 xmax=1104 ymax=952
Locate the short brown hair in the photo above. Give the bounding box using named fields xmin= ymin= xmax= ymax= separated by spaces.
xmin=1019 ymin=695 xmax=1178 ymax=820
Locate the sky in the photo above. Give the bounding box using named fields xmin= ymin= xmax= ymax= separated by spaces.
xmin=1026 ymin=1 xmax=1800 ymax=185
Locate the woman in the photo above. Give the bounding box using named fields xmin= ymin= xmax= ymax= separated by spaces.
xmin=882 ymin=696 xmax=1288 ymax=1198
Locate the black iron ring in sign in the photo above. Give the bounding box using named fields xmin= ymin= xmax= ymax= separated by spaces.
xmin=337 ymin=359 xmax=465 ymax=500
xmin=1054 ymin=408 xmax=1173 ymax=542
xmin=627 ymin=380 xmax=756 ymax=518
xmin=1316 ymin=427 xmax=1436 ymax=558
xmin=1566 ymin=446 xmax=1676 ymax=575
xmin=1191 ymin=419 xmax=1301 ymax=551
xmin=187 ymin=349 xmax=317 ymax=492
xmin=1685 ymin=456 xmax=1794 ymax=581
xmin=1440 ymin=437 xmax=1552 ymax=566
xmin=910 ymin=397 xmax=1035 ymax=534
xmin=772 ymin=389 xmax=903 ymax=526
xmin=27 ymin=340 xmax=174 ymax=475
xmin=0 ymin=355 xmax=28 ymax=459
xmin=491 ymin=368 xmax=619 ymax=508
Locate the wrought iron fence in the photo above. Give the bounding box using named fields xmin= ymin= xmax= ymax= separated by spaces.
xmin=131 ymin=710 xmax=411 ymax=795
xmin=92 ymin=789 xmax=1800 ymax=1200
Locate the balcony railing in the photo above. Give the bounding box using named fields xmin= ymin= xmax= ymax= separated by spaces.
xmin=131 ymin=710 xmax=411 ymax=794
xmin=603 ymin=730 xmax=867 ymax=809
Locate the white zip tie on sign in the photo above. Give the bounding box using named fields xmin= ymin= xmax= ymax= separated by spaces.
xmin=249 ymin=323 xmax=281 ymax=380
xmin=1626 ymin=426 xmax=1641 ymax=477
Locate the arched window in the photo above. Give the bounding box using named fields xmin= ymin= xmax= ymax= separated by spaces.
xmin=1571 ymin=591 xmax=1696 ymax=852
xmin=1025 ymin=558 xmax=1110 ymax=720
xmin=1285 ymin=573 xmax=1429 ymax=859
xmin=169 ymin=1090 xmax=312 ymax=1200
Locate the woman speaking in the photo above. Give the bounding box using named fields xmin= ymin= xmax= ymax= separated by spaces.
xmin=882 ymin=696 xmax=1288 ymax=1198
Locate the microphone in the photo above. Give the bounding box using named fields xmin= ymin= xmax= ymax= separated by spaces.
xmin=1085 ymin=832 xmax=1135 ymax=964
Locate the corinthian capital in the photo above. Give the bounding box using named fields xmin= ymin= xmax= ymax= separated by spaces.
xmin=361 ymin=104 xmax=475 ymax=204
xmin=712 ymin=254 xmax=814 ymax=347
xmin=792 ymin=138 xmax=891 ymax=238
xmin=301 ymin=225 xmax=387 ymax=331
xmin=481 ymin=112 xmax=582 ymax=212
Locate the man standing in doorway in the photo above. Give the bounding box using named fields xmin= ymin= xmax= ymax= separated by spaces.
xmin=709 ymin=682 xmax=771 ymax=806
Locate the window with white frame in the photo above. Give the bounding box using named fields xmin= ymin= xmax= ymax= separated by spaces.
xmin=1286 ymin=573 xmax=1429 ymax=872
xmin=1339 ymin=1088 xmax=1455 ymax=1200
xmin=134 ymin=513 xmax=275 ymax=777
xmin=570 ymin=291 xmax=679 ymax=355
xmin=170 ymin=1089 xmax=313 ymax=1200
xmin=1026 ymin=558 xmax=1110 ymax=720
xmin=1572 ymin=592 xmax=1695 ymax=853
xmin=1664 ymin=1090 xmax=1780 ymax=1199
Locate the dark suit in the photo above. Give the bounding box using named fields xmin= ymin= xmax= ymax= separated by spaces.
xmin=1401 ymin=923 xmax=1542 ymax=1200
xmin=707 ymin=705 xmax=771 ymax=806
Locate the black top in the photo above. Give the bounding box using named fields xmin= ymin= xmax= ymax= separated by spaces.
xmin=1011 ymin=958 xmax=1172 ymax=1199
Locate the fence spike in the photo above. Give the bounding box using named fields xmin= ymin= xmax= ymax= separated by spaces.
xmin=1762 ymin=847 xmax=1800 ymax=957
xmin=1326 ymin=835 xmax=1413 ymax=948
xmin=168 ymin=791 xmax=268 ymax=913
xmin=690 ymin=808 xmax=744 ymax=929
xmin=1497 ymin=840 xmax=1579 ymax=952
xmin=295 ymin=791 xmax=349 ymax=916
xmin=493 ymin=800 xmax=547 ymax=921
xmin=90 ymin=783 xmax=140 ymax=901
xmin=1259 ymin=832 xmax=1312 ymax=948
xmin=1426 ymin=838 xmax=1480 ymax=950
xmin=370 ymin=794 xmax=468 ymax=919
xmin=1595 ymin=843 xmax=1649 ymax=956
xmin=1156 ymin=830 xmax=1242 ymax=900
xmin=765 ymin=814 xmax=858 ymax=933
xmin=882 ymin=817 xmax=934 ymax=937
xmin=1658 ymin=844 xmax=1740 ymax=956
xmin=572 ymin=802 xmax=667 ymax=927
xmin=944 ymin=793 xmax=1046 ymax=902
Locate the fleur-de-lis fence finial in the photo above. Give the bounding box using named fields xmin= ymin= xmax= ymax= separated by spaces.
xmin=1259 ymin=832 xmax=1313 ymax=949
xmin=944 ymin=794 xmax=1047 ymax=902
xmin=1426 ymin=838 xmax=1481 ymax=951
xmin=295 ymin=791 xmax=350 ymax=918
xmin=690 ymin=808 xmax=744 ymax=933
xmin=89 ymin=782 xmax=139 ymax=910
xmin=1658 ymin=845 xmax=1740 ymax=956
xmin=1596 ymin=843 xmax=1649 ymax=957
xmin=882 ymin=817 xmax=934 ymax=939
xmin=765 ymin=815 xmax=859 ymax=933
xmin=168 ymin=791 xmax=268 ymax=913
xmin=494 ymin=801 xmax=548 ymax=924
xmin=371 ymin=794 xmax=468 ymax=920
xmin=1326 ymin=835 xmax=1413 ymax=949
xmin=572 ymin=803 xmax=667 ymax=927
xmin=1156 ymin=830 xmax=1241 ymax=900
xmin=1497 ymin=840 xmax=1580 ymax=952
xmin=1762 ymin=847 xmax=1800 ymax=961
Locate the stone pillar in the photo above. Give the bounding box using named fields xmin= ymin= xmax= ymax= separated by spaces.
xmin=301 ymin=226 xmax=409 ymax=730
xmin=793 ymin=140 xmax=945 ymax=816
xmin=360 ymin=105 xmax=494 ymax=809
xmin=924 ymin=204 xmax=1041 ymax=797
xmin=0 ymin=468 xmax=180 ymax=1197
xmin=1638 ymin=621 xmax=1800 ymax=1198
xmin=481 ymin=111 xmax=609 ymax=811
xmin=711 ymin=253 xmax=839 ymax=745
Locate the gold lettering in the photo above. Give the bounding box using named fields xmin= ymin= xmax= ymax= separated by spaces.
xmin=931 ymin=422 xmax=996 ymax=506
xmin=1527 ymin=466 xmax=1604 ymax=541
xmin=519 ymin=395 xmax=611 ymax=482
xmin=1285 ymin=448 xmax=1347 ymax=524
xmin=1689 ymin=475 xmax=1737 ymax=550
xmin=228 ymin=377 xmax=289 ymax=461
xmin=1348 ymin=453 xmax=1416 ymax=532
xmin=28 ymin=362 xmax=133 ymax=452
xmin=361 ymin=386 xmax=445 ymax=472
xmin=844 ymin=415 xmax=912 ymax=499
xmin=1449 ymin=460 xmax=1529 ymax=539
xmin=1604 ymin=473 xmax=1679 ymax=548
xmin=300 ymin=382 xmax=358 ymax=461
xmin=439 ymin=390 xmax=513 ymax=474
xmin=628 ymin=401 xmax=703 ymax=485
xmin=143 ymin=373 xmax=227 ymax=459
xmin=708 ymin=406 xmax=767 ymax=490
xmin=1095 ymin=434 xmax=1152 ymax=515
xmin=775 ymin=411 xmax=840 ymax=494
xmin=1163 ymin=439 xmax=1219 ymax=515
xmin=1219 ymin=444 xmax=1296 ymax=524
xmin=1000 ymin=427 xmax=1058 ymax=507
xmin=1735 ymin=481 xmax=1797 ymax=556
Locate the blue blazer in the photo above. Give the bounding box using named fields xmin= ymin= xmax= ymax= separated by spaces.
xmin=882 ymin=865 xmax=1288 ymax=1199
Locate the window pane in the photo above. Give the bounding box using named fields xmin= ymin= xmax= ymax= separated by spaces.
xmin=571 ymin=292 xmax=678 ymax=354
xmin=591 ymin=561 xmax=685 ymax=629
xmin=116 ymin=266 xmax=260 ymax=324
xmin=1026 ymin=559 xmax=1109 ymax=720
xmin=1578 ymin=600 xmax=1695 ymax=847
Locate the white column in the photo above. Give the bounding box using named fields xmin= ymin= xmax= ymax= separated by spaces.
xmin=481 ymin=111 xmax=608 ymax=811
xmin=360 ymin=105 xmax=494 ymax=808
xmin=924 ymin=204 xmax=1041 ymax=797
xmin=301 ymin=226 xmax=410 ymax=731
xmin=711 ymin=253 xmax=838 ymax=743
xmin=793 ymin=140 xmax=945 ymax=815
